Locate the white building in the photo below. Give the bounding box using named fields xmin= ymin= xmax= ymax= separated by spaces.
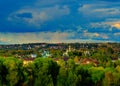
xmin=31 ymin=54 xmax=37 ymax=58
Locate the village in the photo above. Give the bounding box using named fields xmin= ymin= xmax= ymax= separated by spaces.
xmin=0 ymin=43 xmax=120 ymax=66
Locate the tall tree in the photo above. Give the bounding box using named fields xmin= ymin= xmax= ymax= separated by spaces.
xmin=3 ymin=58 xmax=23 ymax=86
xmin=33 ymin=58 xmax=59 ymax=86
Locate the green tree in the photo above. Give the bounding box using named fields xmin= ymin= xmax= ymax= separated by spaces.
xmin=3 ymin=57 xmax=23 ymax=86
xmin=103 ymin=71 xmax=114 ymax=86
xmin=57 ymin=67 xmax=68 ymax=86
xmin=33 ymin=58 xmax=59 ymax=86
xmin=0 ymin=57 xmax=7 ymax=85
xmin=89 ymin=67 xmax=104 ymax=86
xmin=67 ymin=59 xmax=75 ymax=70
xmin=75 ymin=65 xmax=93 ymax=86
xmin=67 ymin=70 xmax=78 ymax=86
xmin=23 ymin=63 xmax=34 ymax=86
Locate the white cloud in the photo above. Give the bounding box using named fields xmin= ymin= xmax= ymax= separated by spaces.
xmin=8 ymin=5 xmax=70 ymax=27
xmin=111 ymin=23 xmax=120 ymax=29
xmin=90 ymin=20 xmax=120 ymax=31
xmin=114 ymin=33 xmax=120 ymax=36
xmin=93 ymin=8 xmax=120 ymax=15
xmin=0 ymin=31 xmax=113 ymax=44
xmin=83 ymin=32 xmax=109 ymax=40
xmin=0 ymin=32 xmax=74 ymax=44
xmin=101 ymin=34 xmax=109 ymax=39
xmin=84 ymin=32 xmax=100 ymax=38
xmin=78 ymin=3 xmax=120 ymax=18
xmin=90 ymin=22 xmax=109 ymax=29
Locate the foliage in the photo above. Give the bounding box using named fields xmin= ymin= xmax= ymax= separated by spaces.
xmin=0 ymin=41 xmax=120 ymax=86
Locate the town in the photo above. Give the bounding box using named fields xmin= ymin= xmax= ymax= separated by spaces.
xmin=0 ymin=43 xmax=120 ymax=65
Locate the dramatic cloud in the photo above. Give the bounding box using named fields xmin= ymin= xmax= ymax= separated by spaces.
xmin=0 ymin=0 xmax=120 ymax=44
xmin=112 ymin=23 xmax=120 ymax=29
xmin=8 ymin=5 xmax=70 ymax=27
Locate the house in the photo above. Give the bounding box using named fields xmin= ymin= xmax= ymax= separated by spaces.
xmin=81 ymin=58 xmax=99 ymax=66
xmin=23 ymin=58 xmax=35 ymax=65
xmin=41 ymin=50 xmax=51 ymax=58
xmin=30 ymin=54 xmax=37 ymax=58
xmin=112 ymin=58 xmax=118 ymax=62
xmin=53 ymin=58 xmax=60 ymax=63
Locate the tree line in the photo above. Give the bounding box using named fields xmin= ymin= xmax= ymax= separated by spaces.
xmin=1 ymin=57 xmax=120 ymax=86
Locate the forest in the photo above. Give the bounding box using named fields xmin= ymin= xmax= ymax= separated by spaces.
xmin=0 ymin=57 xmax=120 ymax=86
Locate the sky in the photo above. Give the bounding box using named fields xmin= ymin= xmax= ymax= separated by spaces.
xmin=0 ymin=0 xmax=120 ymax=44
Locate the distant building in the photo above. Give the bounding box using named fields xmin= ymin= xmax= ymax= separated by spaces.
xmin=112 ymin=58 xmax=118 ymax=62
xmin=84 ymin=50 xmax=90 ymax=56
xmin=42 ymin=50 xmax=51 ymax=58
xmin=30 ymin=54 xmax=37 ymax=58
xmin=53 ymin=58 xmax=60 ymax=64
xmin=80 ymin=58 xmax=99 ymax=66
xmin=23 ymin=58 xmax=35 ymax=65
xmin=63 ymin=45 xmax=72 ymax=56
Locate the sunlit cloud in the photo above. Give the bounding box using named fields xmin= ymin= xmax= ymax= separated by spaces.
xmin=112 ymin=23 xmax=120 ymax=29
